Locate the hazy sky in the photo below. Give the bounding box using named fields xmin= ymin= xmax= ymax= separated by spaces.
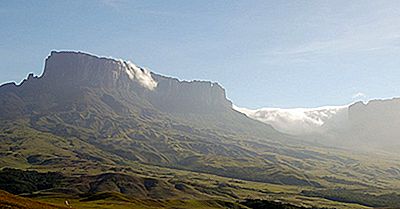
xmin=2 ymin=0 xmax=400 ymax=108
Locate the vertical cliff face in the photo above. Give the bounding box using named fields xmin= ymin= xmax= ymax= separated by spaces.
xmin=0 ymin=51 xmax=233 ymax=116
xmin=348 ymin=99 xmax=400 ymax=123
xmin=148 ymin=74 xmax=232 ymax=113
xmin=41 ymin=51 xmax=155 ymax=90
xmin=348 ymin=99 xmax=400 ymax=132
xmin=347 ymin=99 xmax=400 ymax=149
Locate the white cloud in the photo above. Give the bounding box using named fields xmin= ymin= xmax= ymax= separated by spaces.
xmin=234 ymin=105 xmax=348 ymax=135
xmin=118 ymin=60 xmax=158 ymax=90
xmin=352 ymin=92 xmax=367 ymax=101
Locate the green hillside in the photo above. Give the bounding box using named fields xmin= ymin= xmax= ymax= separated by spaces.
xmin=1 ymin=51 xmax=400 ymax=208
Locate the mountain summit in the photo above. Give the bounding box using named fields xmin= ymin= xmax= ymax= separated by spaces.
xmin=2 ymin=51 xmax=400 ymax=204
xmin=0 ymin=51 xmax=232 ymax=117
xmin=2 ymin=51 xmax=307 ymax=186
xmin=42 ymin=51 xmax=157 ymax=90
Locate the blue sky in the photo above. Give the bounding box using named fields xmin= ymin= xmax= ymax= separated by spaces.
xmin=1 ymin=0 xmax=400 ymax=108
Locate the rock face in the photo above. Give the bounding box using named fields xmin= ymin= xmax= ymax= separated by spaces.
xmin=346 ymin=99 xmax=400 ymax=150
xmin=149 ymin=74 xmax=232 ymax=113
xmin=42 ymin=51 xmax=131 ymax=89
xmin=0 ymin=51 xmax=233 ymax=116
xmin=348 ymin=99 xmax=400 ymax=124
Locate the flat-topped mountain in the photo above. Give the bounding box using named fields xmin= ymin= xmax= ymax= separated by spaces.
xmin=2 ymin=51 xmax=312 ymax=186
xmin=2 ymin=51 xmax=400 ymax=209
xmin=0 ymin=51 xmax=232 ymax=118
xmin=345 ymin=98 xmax=400 ymax=150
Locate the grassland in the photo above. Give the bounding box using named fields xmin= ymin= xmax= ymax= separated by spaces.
xmin=2 ymin=97 xmax=400 ymax=208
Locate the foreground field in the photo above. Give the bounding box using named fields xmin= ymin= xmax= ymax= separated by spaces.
xmin=0 ymin=190 xmax=69 ymax=209
xmin=0 ymin=168 xmax=372 ymax=209
xmin=0 ymin=189 xmax=369 ymax=209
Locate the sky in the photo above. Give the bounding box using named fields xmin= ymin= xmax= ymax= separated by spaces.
xmin=1 ymin=0 xmax=400 ymax=109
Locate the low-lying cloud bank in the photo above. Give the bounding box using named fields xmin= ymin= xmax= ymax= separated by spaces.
xmin=234 ymin=105 xmax=349 ymax=135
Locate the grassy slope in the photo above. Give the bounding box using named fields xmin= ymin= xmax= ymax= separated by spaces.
xmin=1 ymin=119 xmax=399 ymax=208
xmin=2 ymin=118 xmax=400 ymax=191
xmin=1 ymin=96 xmax=400 ymax=208
xmin=0 ymin=190 xmax=69 ymax=209
xmin=1 ymin=188 xmax=368 ymax=209
xmin=34 ymin=195 xmax=248 ymax=209
xmin=0 ymin=188 xmax=244 ymax=209
xmin=0 ymin=167 xmax=370 ymax=209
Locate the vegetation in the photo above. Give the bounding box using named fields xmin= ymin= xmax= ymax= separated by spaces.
xmin=2 ymin=54 xmax=400 ymax=208
xmin=0 ymin=168 xmax=371 ymax=209
xmin=302 ymin=189 xmax=400 ymax=208
xmin=241 ymin=199 xmax=332 ymax=209
xmin=0 ymin=189 xmax=68 ymax=209
xmin=0 ymin=168 xmax=63 ymax=194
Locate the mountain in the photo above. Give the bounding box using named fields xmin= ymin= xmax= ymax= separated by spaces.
xmin=0 ymin=51 xmax=317 ymax=186
xmin=235 ymin=98 xmax=400 ymax=152
xmin=234 ymin=105 xmax=348 ymax=135
xmin=0 ymin=51 xmax=231 ymax=117
xmin=344 ymin=98 xmax=400 ymax=151
xmin=2 ymin=51 xmax=400 ymax=209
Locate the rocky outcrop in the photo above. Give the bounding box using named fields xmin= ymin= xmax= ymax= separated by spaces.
xmin=348 ymin=99 xmax=400 ymax=123
xmin=0 ymin=51 xmax=233 ymax=116
xmin=149 ymin=74 xmax=232 ymax=113
xmin=41 ymin=51 xmax=148 ymax=90
xmin=346 ymin=98 xmax=400 ymax=150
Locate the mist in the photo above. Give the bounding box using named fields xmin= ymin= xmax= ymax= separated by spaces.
xmin=234 ymin=105 xmax=348 ymax=135
xmin=119 ymin=60 xmax=158 ymax=90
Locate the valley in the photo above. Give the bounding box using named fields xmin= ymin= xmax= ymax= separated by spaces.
xmin=1 ymin=51 xmax=400 ymax=208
